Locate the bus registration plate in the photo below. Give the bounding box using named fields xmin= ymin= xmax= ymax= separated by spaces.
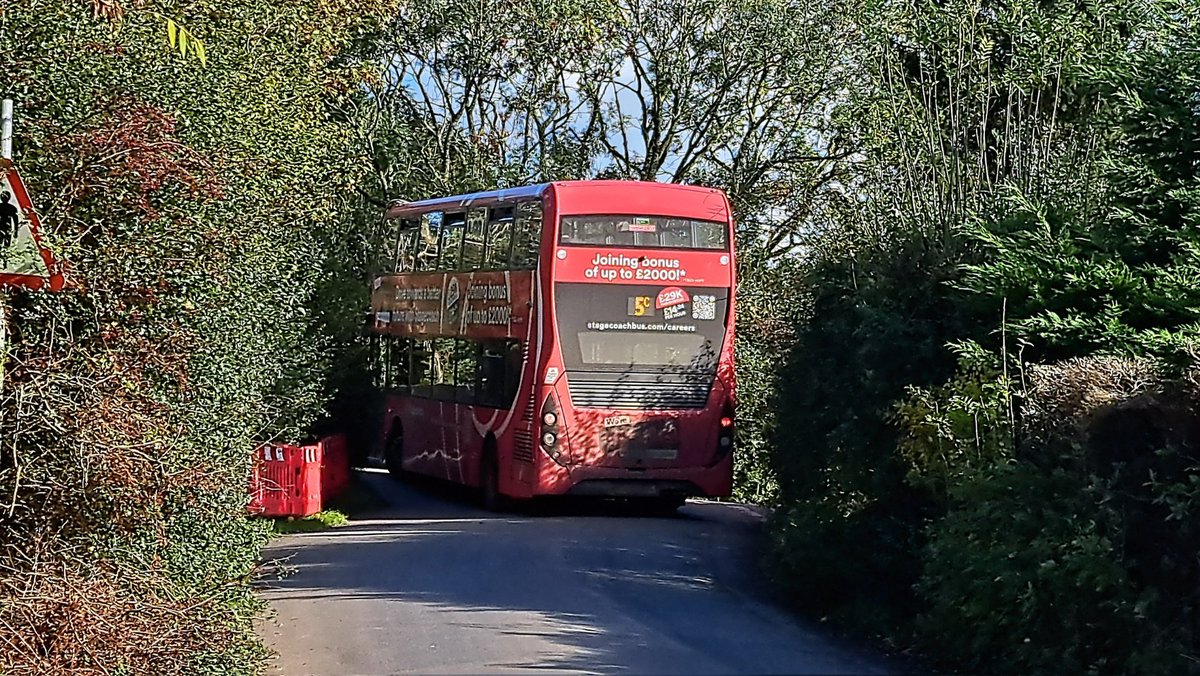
xmin=603 ymin=415 xmax=631 ymax=428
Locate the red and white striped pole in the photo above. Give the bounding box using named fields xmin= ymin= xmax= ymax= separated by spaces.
xmin=1 ymin=100 xmax=12 ymax=159
xmin=0 ymin=99 xmax=12 ymax=393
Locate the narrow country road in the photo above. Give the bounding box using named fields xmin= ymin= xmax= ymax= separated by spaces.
xmin=256 ymin=471 xmax=897 ymax=675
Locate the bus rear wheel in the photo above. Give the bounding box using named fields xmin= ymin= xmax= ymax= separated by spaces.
xmin=644 ymin=496 xmax=686 ymax=516
xmin=384 ymin=421 xmax=405 ymax=479
xmin=479 ymin=442 xmax=505 ymax=512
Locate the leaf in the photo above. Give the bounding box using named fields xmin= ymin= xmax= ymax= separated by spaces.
xmin=167 ymin=19 xmax=177 ymax=48
xmin=195 ymin=39 xmax=207 ymax=66
xmin=179 ymin=28 xmax=188 ymax=57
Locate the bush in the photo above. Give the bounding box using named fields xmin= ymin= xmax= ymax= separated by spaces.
xmin=894 ymin=342 xmax=1015 ymax=494
xmin=0 ymin=0 xmax=390 ymax=671
xmin=731 ymin=245 xmax=809 ymax=505
xmin=915 ymin=466 xmax=1186 ymax=674
xmin=766 ymin=488 xmax=931 ymax=637
xmin=762 ymin=2 xmax=1200 ymax=672
xmin=896 ymin=354 xmax=1200 ymax=673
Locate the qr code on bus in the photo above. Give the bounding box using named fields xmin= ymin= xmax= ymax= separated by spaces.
xmin=692 ymin=295 xmax=717 ymax=320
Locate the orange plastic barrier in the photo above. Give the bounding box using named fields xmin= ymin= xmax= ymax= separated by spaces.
xmin=320 ymin=435 xmax=350 ymax=503
xmin=248 ymin=435 xmax=349 ymax=518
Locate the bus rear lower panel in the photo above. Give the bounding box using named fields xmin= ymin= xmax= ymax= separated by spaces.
xmin=535 ymin=452 xmax=734 ymax=499
xmin=564 ymin=479 xmax=697 ymax=499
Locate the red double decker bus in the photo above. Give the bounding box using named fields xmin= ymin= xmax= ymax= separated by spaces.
xmin=367 ymin=180 xmax=735 ymax=509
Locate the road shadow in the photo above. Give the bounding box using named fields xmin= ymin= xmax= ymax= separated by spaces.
xmin=353 ymin=466 xmax=751 ymax=522
xmin=256 ymin=470 xmax=905 ymax=675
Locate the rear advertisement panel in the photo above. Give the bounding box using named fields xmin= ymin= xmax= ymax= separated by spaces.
xmin=555 ymin=282 xmax=729 ymax=374
xmin=371 ymin=270 xmax=534 ymax=340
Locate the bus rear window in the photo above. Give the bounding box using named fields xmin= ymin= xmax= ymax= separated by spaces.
xmin=577 ymin=331 xmax=714 ymax=369
xmin=559 ymin=215 xmax=727 ymax=250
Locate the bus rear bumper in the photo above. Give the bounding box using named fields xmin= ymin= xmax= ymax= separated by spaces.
xmin=566 ymin=478 xmax=698 ymax=498
xmin=537 ymin=455 xmax=733 ymax=499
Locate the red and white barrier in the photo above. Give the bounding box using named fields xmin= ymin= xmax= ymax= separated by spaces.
xmin=248 ymin=435 xmax=349 ymax=518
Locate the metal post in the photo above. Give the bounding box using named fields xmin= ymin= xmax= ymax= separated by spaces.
xmin=1 ymin=99 xmax=12 ymax=160
xmin=0 ymin=291 xmax=6 ymax=393
xmin=0 ymin=99 xmax=11 ymax=393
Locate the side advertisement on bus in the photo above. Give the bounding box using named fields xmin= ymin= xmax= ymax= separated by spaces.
xmin=370 ymin=270 xmax=535 ymax=340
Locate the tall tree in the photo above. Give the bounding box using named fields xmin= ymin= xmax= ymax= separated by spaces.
xmin=960 ymin=1 xmax=1200 ymax=363
xmin=583 ymin=0 xmax=858 ymax=254
xmin=349 ymin=0 xmax=857 ymax=257
xmin=344 ymin=0 xmax=620 ymax=202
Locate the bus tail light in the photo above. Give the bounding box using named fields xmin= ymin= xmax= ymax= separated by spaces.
xmin=540 ymin=394 xmax=567 ymax=464
xmin=716 ymin=402 xmax=735 ymax=459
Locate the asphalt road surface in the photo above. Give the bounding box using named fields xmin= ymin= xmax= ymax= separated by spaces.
xmin=257 ymin=470 xmax=896 ymax=675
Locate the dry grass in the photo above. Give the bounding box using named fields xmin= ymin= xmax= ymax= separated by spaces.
xmin=0 ymin=558 xmax=240 ymax=675
xmin=1022 ymin=355 xmax=1161 ymax=442
xmin=0 ymin=321 xmax=255 ymax=673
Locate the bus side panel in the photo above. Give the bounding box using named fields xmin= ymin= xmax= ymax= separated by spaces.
xmin=491 ymin=375 xmax=537 ymax=499
xmin=396 ymin=397 xmax=459 ymax=482
xmin=498 ymin=419 xmax=536 ymax=499
xmin=480 ymin=241 xmax=545 ymax=500
xmin=494 ymin=291 xmax=542 ymax=501
xmin=522 ymin=188 xmax=571 ymax=495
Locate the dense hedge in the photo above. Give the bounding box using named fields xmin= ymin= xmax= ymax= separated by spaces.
xmin=0 ymin=1 xmax=389 ymax=671
xmin=763 ymin=0 xmax=1200 ymax=672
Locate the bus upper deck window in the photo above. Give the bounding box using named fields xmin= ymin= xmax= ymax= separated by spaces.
xmin=558 ymin=215 xmax=727 ymax=249
xmin=395 ymin=222 xmax=418 ymax=272
xmin=415 ymin=212 xmax=443 ymax=272
xmin=439 ymin=213 xmax=466 ymax=270
xmin=461 ymin=208 xmax=487 ymax=271
xmin=693 ymin=219 xmax=727 ymax=249
xmin=510 ymin=202 xmax=542 ymax=269
xmin=485 ymin=207 xmax=514 ymax=269
xmin=659 ymin=219 xmax=695 ymax=248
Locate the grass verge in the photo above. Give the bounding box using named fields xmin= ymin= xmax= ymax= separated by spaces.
xmin=271 ymin=510 xmax=349 ymax=534
xmin=268 ymin=472 xmax=389 ymax=534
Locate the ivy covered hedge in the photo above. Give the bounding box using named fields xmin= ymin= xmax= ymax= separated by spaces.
xmin=0 ymin=1 xmax=389 ymax=671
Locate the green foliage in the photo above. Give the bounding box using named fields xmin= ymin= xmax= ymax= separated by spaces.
xmin=348 ymin=0 xmax=857 ymax=258
xmin=764 ymin=229 xmax=984 ymax=623
xmin=763 ymin=0 xmax=1200 ymax=673
xmin=959 ymin=2 xmax=1200 ymax=364
xmin=0 ymin=0 xmax=392 ymax=671
xmin=894 ymin=341 xmax=1015 ymax=493
xmin=730 ymin=244 xmax=808 ymax=504
xmin=149 ymin=12 xmax=207 ymax=64
xmin=901 ymin=24 xmax=1200 ymax=669
xmin=765 ymin=491 xmax=929 ymax=637
xmin=273 ymin=510 xmax=350 ymax=534
xmin=916 ymin=466 xmax=1186 ymax=674
xmin=345 ymin=0 xmax=622 ymax=200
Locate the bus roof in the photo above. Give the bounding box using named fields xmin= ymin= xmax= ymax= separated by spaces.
xmin=383 ymin=180 xmax=725 ymax=221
